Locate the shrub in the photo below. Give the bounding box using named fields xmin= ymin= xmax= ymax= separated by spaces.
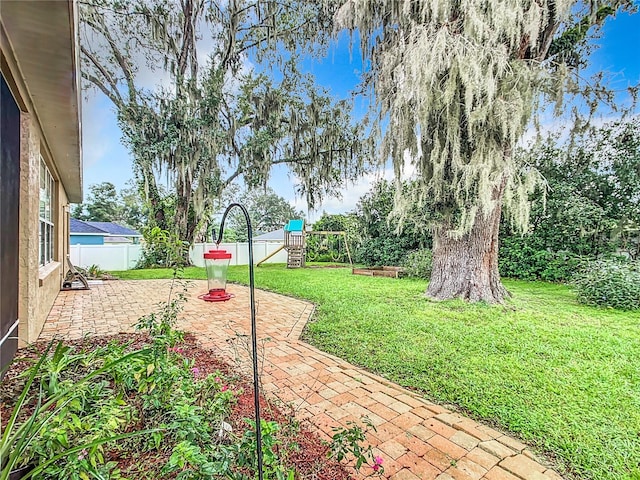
xmin=137 ymin=226 xmax=189 ymax=268
xmin=402 ymin=249 xmax=433 ymax=279
xmin=573 ymin=260 xmax=640 ymax=310
xmin=539 ymin=251 xmax=586 ymax=283
xmin=499 ymin=236 xmax=584 ymax=282
xmin=356 ymin=237 xmax=412 ymax=267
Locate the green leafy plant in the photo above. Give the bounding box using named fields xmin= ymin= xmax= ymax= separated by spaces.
xmin=573 ymin=260 xmax=640 ymax=310
xmin=234 ymin=419 xmax=296 ymax=480
xmin=327 ymin=417 xmax=384 ymax=476
xmin=87 ymin=264 xmax=105 ymax=279
xmin=498 ymin=237 xmax=586 ymax=282
xmin=0 ymin=342 xmax=153 ymax=480
xmin=402 ymin=249 xmax=433 ymax=279
xmin=137 ymin=226 xmax=190 ymax=269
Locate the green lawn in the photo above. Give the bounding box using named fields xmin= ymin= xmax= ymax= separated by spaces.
xmin=111 ymin=265 xmax=640 ymax=480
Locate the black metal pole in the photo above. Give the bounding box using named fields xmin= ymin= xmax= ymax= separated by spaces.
xmin=216 ymin=203 xmax=264 ymax=480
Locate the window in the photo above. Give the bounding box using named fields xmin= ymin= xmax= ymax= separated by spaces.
xmin=39 ymin=158 xmax=55 ymax=266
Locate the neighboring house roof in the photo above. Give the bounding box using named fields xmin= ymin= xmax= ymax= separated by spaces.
xmin=70 ymin=218 xmax=107 ymax=235
xmin=86 ymin=221 xmax=141 ymax=237
xmin=104 ymin=236 xmax=133 ymax=244
xmin=70 ymin=219 xmax=141 ymax=237
xmin=254 ymin=229 xmax=284 ymax=242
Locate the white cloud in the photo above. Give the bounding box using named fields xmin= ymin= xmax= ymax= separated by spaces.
xmin=292 ymin=169 xmax=392 ymax=222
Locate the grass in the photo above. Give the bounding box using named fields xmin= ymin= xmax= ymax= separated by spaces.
xmin=111 ymin=264 xmax=640 ymax=480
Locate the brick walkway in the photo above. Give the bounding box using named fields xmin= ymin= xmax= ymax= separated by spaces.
xmin=40 ymin=280 xmax=563 ymax=480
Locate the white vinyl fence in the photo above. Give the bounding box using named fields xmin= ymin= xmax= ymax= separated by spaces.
xmin=70 ymin=244 xmax=143 ymax=271
xmin=70 ymin=242 xmax=287 ymax=271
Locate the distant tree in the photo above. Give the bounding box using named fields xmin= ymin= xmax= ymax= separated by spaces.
xmin=335 ymin=0 xmax=636 ymax=302
xmin=117 ymin=182 xmax=149 ymax=230
xmin=80 ymin=0 xmax=367 ymax=261
xmin=71 ymin=203 xmax=88 ymax=221
xmin=72 ymin=181 xmax=150 ymax=229
xmin=499 ymin=118 xmax=640 ymax=279
xmin=537 ymin=119 xmax=640 ymax=256
xmin=76 ymin=182 xmax=120 ymax=222
xmin=226 ymin=188 xmax=303 ymax=242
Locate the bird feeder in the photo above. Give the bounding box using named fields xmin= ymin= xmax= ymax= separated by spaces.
xmin=201 ymin=248 xmax=232 ymax=302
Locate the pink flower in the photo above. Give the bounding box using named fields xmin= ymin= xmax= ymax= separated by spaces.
xmin=78 ymin=449 xmax=88 ymax=461
xmin=191 ymin=367 xmax=201 ymax=378
xmin=215 ymin=377 xmax=222 ymax=383
xmin=372 ymin=456 xmax=383 ymax=472
xmin=221 ymin=385 xmax=228 ymax=392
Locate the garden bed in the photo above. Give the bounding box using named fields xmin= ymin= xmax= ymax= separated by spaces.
xmin=1 ymin=333 xmax=352 ymax=480
xmin=352 ymin=266 xmax=404 ymax=278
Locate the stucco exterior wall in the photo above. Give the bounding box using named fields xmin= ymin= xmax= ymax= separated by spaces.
xmin=18 ymin=112 xmax=40 ymax=346
xmin=16 ymin=108 xmax=70 ymax=346
xmin=2 ymin=0 xmax=81 ymax=359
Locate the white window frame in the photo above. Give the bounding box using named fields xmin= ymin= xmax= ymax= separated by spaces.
xmin=39 ymin=157 xmax=55 ymax=266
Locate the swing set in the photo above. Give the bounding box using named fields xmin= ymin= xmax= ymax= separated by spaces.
xmin=256 ymin=220 xmax=353 ymax=268
xmin=305 ymin=230 xmax=353 ymax=264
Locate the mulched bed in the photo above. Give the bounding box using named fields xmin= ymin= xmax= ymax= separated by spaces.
xmin=1 ymin=333 xmax=352 ymax=480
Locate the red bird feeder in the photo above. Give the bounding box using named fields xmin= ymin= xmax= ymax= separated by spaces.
xmin=201 ymin=248 xmax=233 ymax=302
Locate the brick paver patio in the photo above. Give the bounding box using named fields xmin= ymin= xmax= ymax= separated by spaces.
xmin=40 ymin=279 xmax=563 ymax=480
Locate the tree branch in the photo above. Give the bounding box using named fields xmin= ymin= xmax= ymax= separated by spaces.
xmin=80 ymin=45 xmax=124 ymax=105
xmin=85 ymin=14 xmax=137 ymax=102
xmin=81 ymin=71 xmax=122 ymax=106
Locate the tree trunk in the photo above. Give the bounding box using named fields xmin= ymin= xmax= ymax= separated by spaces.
xmin=427 ymin=184 xmax=510 ymax=304
xmin=138 ymin=164 xmax=168 ymax=231
xmin=174 ymin=174 xmax=194 ymax=266
xmin=176 ymin=183 xmax=193 ymax=235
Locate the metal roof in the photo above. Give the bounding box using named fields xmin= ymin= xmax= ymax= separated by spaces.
xmin=70 ymin=219 xmax=141 ymax=237
xmin=103 ymin=236 xmax=133 ymax=243
xmin=70 ymin=218 xmax=106 ymax=234
xmin=86 ymin=222 xmax=141 ymax=237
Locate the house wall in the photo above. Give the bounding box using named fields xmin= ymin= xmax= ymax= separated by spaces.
xmin=70 ymin=235 xmax=105 ymax=246
xmin=1 ymin=0 xmax=82 ymax=355
xmin=17 ymin=112 xmax=71 ymax=345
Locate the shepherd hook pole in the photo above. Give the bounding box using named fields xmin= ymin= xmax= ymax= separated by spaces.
xmin=216 ymin=203 xmax=264 ymax=480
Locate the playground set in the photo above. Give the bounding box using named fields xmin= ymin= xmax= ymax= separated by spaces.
xmin=256 ymin=219 xmax=353 ymax=268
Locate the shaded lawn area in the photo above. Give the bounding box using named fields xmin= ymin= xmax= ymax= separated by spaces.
xmin=112 ymin=265 xmax=640 ymax=480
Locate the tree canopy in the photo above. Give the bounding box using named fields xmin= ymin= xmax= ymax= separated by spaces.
xmin=499 ymin=117 xmax=640 ymax=280
xmin=72 ymin=181 xmax=147 ymax=229
xmin=80 ymin=0 xmax=368 ymax=249
xmin=335 ymin=0 xmax=635 ymax=235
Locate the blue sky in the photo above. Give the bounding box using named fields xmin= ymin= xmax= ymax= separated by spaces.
xmin=80 ymin=11 xmax=640 ymax=220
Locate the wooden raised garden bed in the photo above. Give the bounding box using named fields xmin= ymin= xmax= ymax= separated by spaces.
xmin=352 ymin=266 xmax=404 ymax=278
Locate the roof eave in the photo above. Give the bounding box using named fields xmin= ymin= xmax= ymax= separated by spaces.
xmin=1 ymin=0 xmax=82 ymax=202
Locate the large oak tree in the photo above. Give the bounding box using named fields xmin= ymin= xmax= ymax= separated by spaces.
xmin=334 ymin=0 xmax=636 ymax=302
